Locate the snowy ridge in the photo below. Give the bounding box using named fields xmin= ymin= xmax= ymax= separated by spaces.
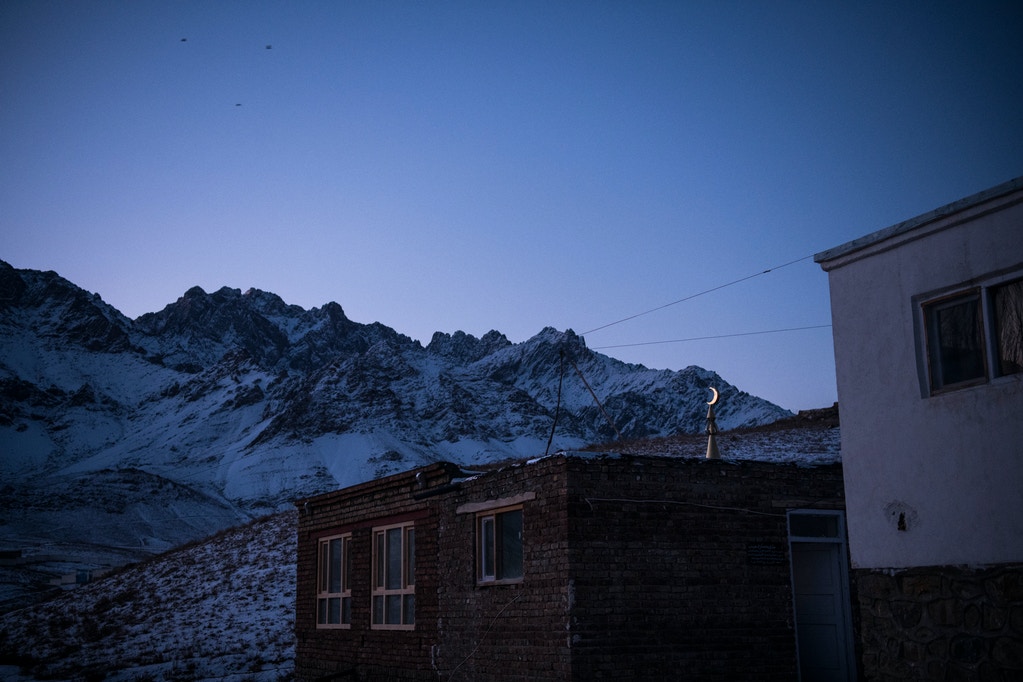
xmin=1 ymin=260 xmax=792 ymax=609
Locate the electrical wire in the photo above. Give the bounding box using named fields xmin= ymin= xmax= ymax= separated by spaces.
xmin=544 ymin=350 xmax=565 ymax=457
xmin=582 ymin=254 xmax=815 ymax=335
xmin=567 ymin=356 xmax=623 ymax=441
xmin=446 ymin=594 xmax=523 ymax=680
xmin=584 ymin=496 xmax=786 ymax=517
xmin=590 ymin=324 xmax=832 ymax=350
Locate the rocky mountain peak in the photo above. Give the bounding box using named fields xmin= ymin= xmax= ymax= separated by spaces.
xmin=0 ymin=264 xmax=131 ymax=353
xmin=427 ymin=329 xmax=511 ymax=363
xmin=241 ymin=288 xmax=302 ymax=319
xmin=2 ymin=262 xmax=796 ymax=592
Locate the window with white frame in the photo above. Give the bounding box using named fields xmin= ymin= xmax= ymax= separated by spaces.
xmin=371 ymin=523 xmax=415 ymax=629
xmin=316 ymin=534 xmax=351 ymax=628
xmin=921 ymin=274 xmax=1023 ymax=393
xmin=477 ymin=506 xmax=523 ymax=584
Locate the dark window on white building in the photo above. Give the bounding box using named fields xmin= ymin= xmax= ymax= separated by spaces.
xmin=921 ymin=274 xmax=1023 ymax=393
xmin=924 ymin=291 xmax=985 ymax=390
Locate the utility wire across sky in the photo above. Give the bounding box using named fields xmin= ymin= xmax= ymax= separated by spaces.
xmin=585 ymin=254 xmax=814 ymax=343
xmin=589 ymin=324 xmax=833 ymax=351
xmin=582 ymin=255 xmax=816 ymax=336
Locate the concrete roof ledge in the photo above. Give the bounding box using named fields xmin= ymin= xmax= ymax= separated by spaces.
xmin=814 ymin=176 xmax=1023 ymax=269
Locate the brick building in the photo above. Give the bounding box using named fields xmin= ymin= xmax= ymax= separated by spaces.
xmin=294 ymin=451 xmax=850 ymax=681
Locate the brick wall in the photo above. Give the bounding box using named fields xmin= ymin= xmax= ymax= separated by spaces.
xmin=295 ymin=459 xmax=574 ymax=682
xmin=854 ymin=563 xmax=1023 ymax=680
xmin=295 ymin=462 xmax=460 ymax=682
xmin=295 ymin=455 xmax=847 ymax=681
xmin=565 ymin=456 xmax=846 ymax=681
xmin=432 ymin=456 xmax=572 ymax=681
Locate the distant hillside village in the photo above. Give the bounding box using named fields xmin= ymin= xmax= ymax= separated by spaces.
xmin=294 ymin=178 xmax=1023 ymax=681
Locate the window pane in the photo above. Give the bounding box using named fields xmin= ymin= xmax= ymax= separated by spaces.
xmin=318 ymin=542 xmax=328 ymax=592
xmin=328 ymin=538 xmax=343 ymax=593
xmin=994 ymin=280 xmax=1023 ymax=376
xmin=930 ymin=296 xmax=985 ymax=387
xmin=375 ymin=532 xmax=385 ymax=588
xmin=373 ymin=595 xmax=384 ymax=624
xmin=405 ymin=528 xmax=415 ymax=587
xmin=386 ymin=528 xmax=403 ymax=590
xmin=327 ymin=597 xmax=341 ymax=624
xmin=481 ymin=516 xmax=495 ymax=579
xmin=317 ymin=598 xmax=327 ymax=624
xmin=499 ymin=509 xmax=523 ymax=580
xmin=403 ymin=594 xmax=415 ymax=625
xmin=789 ymin=514 xmax=839 ymax=538
xmin=386 ymin=594 xmax=402 ymax=624
xmin=341 ymin=596 xmax=352 ymax=624
xmin=342 ymin=536 xmax=352 ymax=591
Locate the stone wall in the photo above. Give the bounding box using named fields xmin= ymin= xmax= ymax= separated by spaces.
xmin=855 ymin=564 xmax=1023 ymax=681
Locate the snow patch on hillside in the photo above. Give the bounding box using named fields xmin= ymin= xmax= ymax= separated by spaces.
xmin=0 ymin=512 xmax=297 ymax=682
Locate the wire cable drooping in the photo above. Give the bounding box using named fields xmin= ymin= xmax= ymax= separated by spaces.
xmin=590 ymin=324 xmax=832 ymax=350
xmin=568 ymin=356 xmax=623 ymax=441
xmin=544 ymin=350 xmax=565 ymax=457
xmin=582 ymin=254 xmax=814 ymax=335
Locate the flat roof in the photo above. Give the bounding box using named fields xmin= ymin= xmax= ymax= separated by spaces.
xmin=814 ymin=176 xmax=1023 ymax=265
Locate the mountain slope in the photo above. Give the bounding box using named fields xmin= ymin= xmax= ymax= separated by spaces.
xmin=0 ymin=511 xmax=297 ymax=681
xmin=0 ymin=260 xmax=791 ymax=606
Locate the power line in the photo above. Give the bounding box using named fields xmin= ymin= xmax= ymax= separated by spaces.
xmin=590 ymin=324 xmax=832 ymax=350
xmin=582 ymin=254 xmax=815 ymax=335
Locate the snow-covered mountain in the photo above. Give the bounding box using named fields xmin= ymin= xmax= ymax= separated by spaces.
xmin=0 ymin=260 xmax=789 ymax=607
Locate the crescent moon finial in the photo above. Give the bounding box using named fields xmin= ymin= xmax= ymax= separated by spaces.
xmin=707 ymin=386 xmax=720 ymax=406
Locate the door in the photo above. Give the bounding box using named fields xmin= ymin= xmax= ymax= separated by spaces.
xmin=788 ymin=511 xmax=856 ymax=682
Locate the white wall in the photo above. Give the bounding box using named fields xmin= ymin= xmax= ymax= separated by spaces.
xmin=820 ymin=186 xmax=1023 ymax=569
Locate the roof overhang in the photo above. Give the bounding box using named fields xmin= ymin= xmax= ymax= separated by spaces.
xmin=814 ymin=176 xmax=1023 ymax=272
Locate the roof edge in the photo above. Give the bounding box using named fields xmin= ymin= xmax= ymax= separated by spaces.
xmin=814 ymin=176 xmax=1023 ymax=266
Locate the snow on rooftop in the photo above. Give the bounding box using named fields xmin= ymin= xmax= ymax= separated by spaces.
xmin=579 ymin=405 xmax=841 ymax=467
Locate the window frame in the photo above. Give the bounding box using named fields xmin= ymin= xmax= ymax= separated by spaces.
xmin=922 ymin=288 xmax=987 ymax=392
xmin=476 ymin=505 xmax=524 ymax=586
xmin=918 ymin=269 xmax=1023 ymax=396
xmin=371 ymin=522 xmax=416 ymax=630
xmin=315 ymin=533 xmax=352 ymax=629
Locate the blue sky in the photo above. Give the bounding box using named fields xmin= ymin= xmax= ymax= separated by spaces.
xmin=3 ymin=1 xmax=1021 ymax=413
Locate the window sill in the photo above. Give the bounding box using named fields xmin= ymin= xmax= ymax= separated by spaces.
xmin=477 ymin=578 xmax=523 ymax=587
xmin=370 ymin=624 xmax=415 ymax=631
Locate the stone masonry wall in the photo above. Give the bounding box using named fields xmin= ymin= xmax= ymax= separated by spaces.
xmin=855 ymin=564 xmax=1023 ymax=681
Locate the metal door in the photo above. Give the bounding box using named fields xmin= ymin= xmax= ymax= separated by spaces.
xmin=788 ymin=511 xmax=856 ymax=682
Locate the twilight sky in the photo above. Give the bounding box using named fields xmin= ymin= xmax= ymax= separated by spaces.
xmin=3 ymin=1 xmax=1021 ymax=413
